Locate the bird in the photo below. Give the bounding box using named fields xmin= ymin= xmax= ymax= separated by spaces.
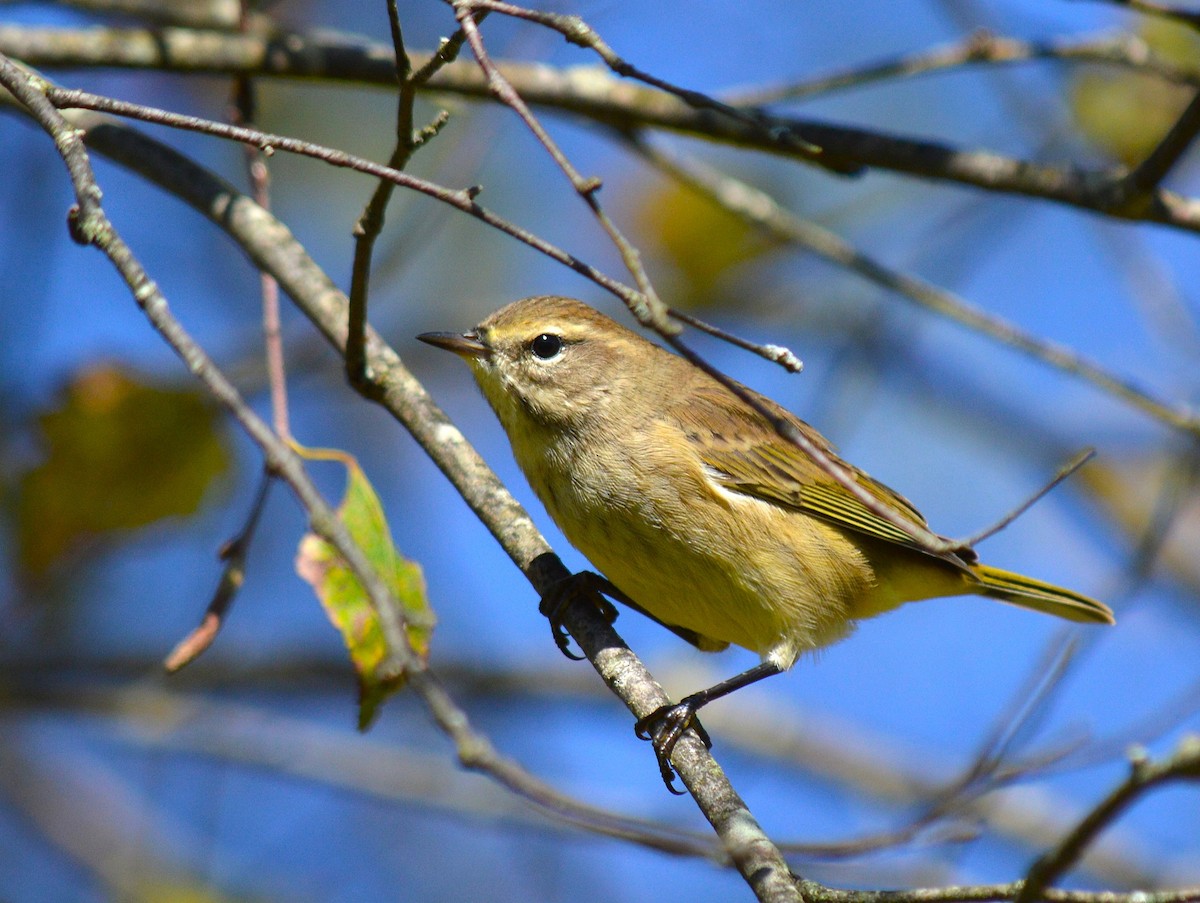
xmin=419 ymin=295 xmax=1114 ymax=791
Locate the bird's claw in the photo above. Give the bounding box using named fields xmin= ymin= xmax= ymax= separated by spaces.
xmin=551 ymin=620 xmax=586 ymax=661
xmin=539 ymin=571 xmax=619 ymax=660
xmin=634 ymin=700 xmax=713 ymax=795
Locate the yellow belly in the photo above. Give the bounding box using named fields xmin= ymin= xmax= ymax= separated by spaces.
xmin=523 ymin=436 xmax=883 ymax=669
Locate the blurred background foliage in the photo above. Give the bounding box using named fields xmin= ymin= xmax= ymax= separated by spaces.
xmin=1 ymin=0 xmax=1199 ymax=901
xmin=1071 ymin=17 xmax=1200 ymax=165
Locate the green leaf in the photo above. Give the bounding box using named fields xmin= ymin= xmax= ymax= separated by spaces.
xmin=15 ymin=363 xmax=231 ymax=578
xmin=295 ymin=449 xmax=433 ymax=729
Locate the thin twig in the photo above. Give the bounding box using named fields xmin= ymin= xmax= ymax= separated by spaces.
xmin=346 ymin=0 xmax=420 ymax=382
xmin=670 ymin=309 xmax=804 ymax=372
xmin=164 ymin=469 xmax=273 ymax=672
xmin=967 ymin=637 xmax=1082 ymax=780
xmin=411 ymin=13 xmax=478 ymax=85
xmin=621 ymin=133 xmax=1200 ymax=438
xmin=448 ymin=2 xmax=674 ymax=335
xmin=40 ymin=84 xmax=643 ymax=304
xmin=343 ymin=5 xmax=474 ymax=377
xmin=18 ymin=89 xmax=804 ymax=902
xmin=456 ymin=0 xmax=841 ymax=169
xmin=8 ymin=24 xmax=1200 ymax=231
xmin=1015 ymin=737 xmax=1200 ymax=903
xmin=964 ymin=449 xmax=1097 ymax=547
xmin=726 ymin=29 xmax=1199 ymax=105
xmin=228 ymin=11 xmax=288 ymax=440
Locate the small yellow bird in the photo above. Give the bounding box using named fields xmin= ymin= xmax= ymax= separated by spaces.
xmin=420 ymin=296 xmax=1114 ymax=789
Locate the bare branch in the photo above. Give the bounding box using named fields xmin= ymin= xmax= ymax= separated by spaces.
xmin=449 ymin=1 xmax=674 ymax=334
xmin=11 ymin=88 xmax=805 ymax=902
xmin=727 ymin=29 xmax=1200 ymax=104
xmin=621 ymin=134 xmax=1200 ymax=438
xmin=6 ymin=24 xmax=1200 ymax=231
xmin=964 ymin=449 xmax=1097 ymax=547
xmin=164 ymin=469 xmax=273 ymax=672
xmin=456 ymin=0 xmax=838 ymax=169
xmin=345 ymin=0 xmax=423 ymax=383
xmin=36 ymin=84 xmax=643 ymax=301
xmin=1015 ymin=737 xmax=1200 ymax=903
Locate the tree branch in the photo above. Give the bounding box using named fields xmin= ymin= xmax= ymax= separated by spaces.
xmin=5 ymin=23 xmax=1200 ymax=231
xmin=621 ymin=134 xmax=1200 ymax=437
xmin=1015 ymin=737 xmax=1200 ymax=903
xmin=12 ymin=87 xmax=803 ymax=902
xmin=726 ymin=29 xmax=1200 ymax=104
xmin=28 ymin=84 xmax=956 ymax=555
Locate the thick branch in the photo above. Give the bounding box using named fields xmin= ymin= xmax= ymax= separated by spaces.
xmin=4 ymin=23 xmax=1200 ymax=231
xmin=45 ymin=100 xmax=801 ymax=902
xmin=6 ymin=50 xmax=1200 ymax=903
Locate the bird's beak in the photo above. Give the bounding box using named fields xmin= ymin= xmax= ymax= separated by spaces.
xmin=417 ymin=330 xmax=488 ymax=359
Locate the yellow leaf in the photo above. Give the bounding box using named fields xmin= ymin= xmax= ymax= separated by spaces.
xmin=631 ymin=178 xmax=778 ymax=309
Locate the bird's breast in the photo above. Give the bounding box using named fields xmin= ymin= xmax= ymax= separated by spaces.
xmin=509 ymin=422 xmax=874 ymax=665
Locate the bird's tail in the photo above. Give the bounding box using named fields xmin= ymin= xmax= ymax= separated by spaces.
xmin=972 ymin=565 xmax=1115 ymax=625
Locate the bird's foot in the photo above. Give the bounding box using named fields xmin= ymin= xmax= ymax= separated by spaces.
xmin=538 ymin=571 xmax=619 ymax=660
xmin=634 ymin=699 xmax=713 ymax=795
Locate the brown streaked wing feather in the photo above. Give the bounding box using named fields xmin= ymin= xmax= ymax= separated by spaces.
xmin=670 ymin=382 xmax=956 ymax=558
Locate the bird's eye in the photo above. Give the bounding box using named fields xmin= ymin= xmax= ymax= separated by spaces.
xmin=530 ymin=333 xmax=563 ymax=360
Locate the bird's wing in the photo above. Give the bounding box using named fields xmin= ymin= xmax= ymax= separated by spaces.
xmin=670 ymin=382 xmax=973 ymax=563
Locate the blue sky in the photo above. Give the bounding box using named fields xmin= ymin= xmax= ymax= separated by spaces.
xmin=1 ymin=1 xmax=1198 ymax=900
